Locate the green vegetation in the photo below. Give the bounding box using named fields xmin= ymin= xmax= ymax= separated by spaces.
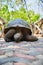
xmin=0 ymin=5 xmax=40 ymax=27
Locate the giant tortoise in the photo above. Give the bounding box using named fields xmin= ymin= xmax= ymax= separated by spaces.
xmin=4 ymin=18 xmax=38 ymax=42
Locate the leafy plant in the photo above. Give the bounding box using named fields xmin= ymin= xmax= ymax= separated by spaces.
xmin=0 ymin=5 xmax=40 ymax=27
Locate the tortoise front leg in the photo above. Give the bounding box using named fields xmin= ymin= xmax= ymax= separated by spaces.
xmin=4 ymin=29 xmax=15 ymax=42
xmin=4 ymin=37 xmax=12 ymax=42
xmin=25 ymin=35 xmax=38 ymax=41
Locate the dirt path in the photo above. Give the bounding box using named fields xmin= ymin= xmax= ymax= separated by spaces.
xmin=0 ymin=38 xmax=43 ymax=65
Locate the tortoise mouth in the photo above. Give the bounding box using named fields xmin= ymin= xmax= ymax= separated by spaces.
xmin=4 ymin=26 xmax=32 ymax=35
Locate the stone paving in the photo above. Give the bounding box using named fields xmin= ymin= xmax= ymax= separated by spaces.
xmin=0 ymin=38 xmax=43 ymax=65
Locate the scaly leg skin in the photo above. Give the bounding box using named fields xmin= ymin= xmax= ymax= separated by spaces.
xmin=14 ymin=32 xmax=23 ymax=42
xmin=25 ymin=35 xmax=38 ymax=41
xmin=4 ymin=38 xmax=11 ymax=42
xmin=4 ymin=29 xmax=15 ymax=42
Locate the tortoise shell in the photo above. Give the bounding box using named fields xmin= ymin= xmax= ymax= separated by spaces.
xmin=4 ymin=18 xmax=32 ymax=35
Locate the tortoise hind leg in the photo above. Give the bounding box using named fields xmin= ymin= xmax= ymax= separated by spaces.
xmin=4 ymin=29 xmax=15 ymax=42
xmin=26 ymin=35 xmax=38 ymax=41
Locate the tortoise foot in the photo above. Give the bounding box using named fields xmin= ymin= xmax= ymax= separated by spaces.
xmin=26 ymin=35 xmax=38 ymax=41
xmin=4 ymin=38 xmax=11 ymax=42
xmin=4 ymin=29 xmax=15 ymax=42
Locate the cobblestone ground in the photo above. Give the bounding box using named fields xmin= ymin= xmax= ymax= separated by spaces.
xmin=0 ymin=38 xmax=43 ymax=65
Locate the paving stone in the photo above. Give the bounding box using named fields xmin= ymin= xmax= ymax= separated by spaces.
xmin=26 ymin=48 xmax=42 ymax=56
xmin=0 ymin=38 xmax=43 ymax=65
xmin=38 ymin=38 xmax=43 ymax=42
xmin=0 ymin=50 xmax=5 ymax=55
xmin=5 ymin=51 xmax=13 ymax=57
xmin=36 ymin=48 xmax=43 ymax=51
xmin=15 ymin=48 xmax=43 ymax=55
xmin=14 ymin=62 xmax=27 ymax=65
xmin=36 ymin=55 xmax=43 ymax=59
xmin=32 ymin=59 xmax=43 ymax=65
xmin=14 ymin=52 xmax=36 ymax=60
xmin=2 ymin=62 xmax=13 ymax=65
xmin=0 ymin=56 xmax=31 ymax=64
